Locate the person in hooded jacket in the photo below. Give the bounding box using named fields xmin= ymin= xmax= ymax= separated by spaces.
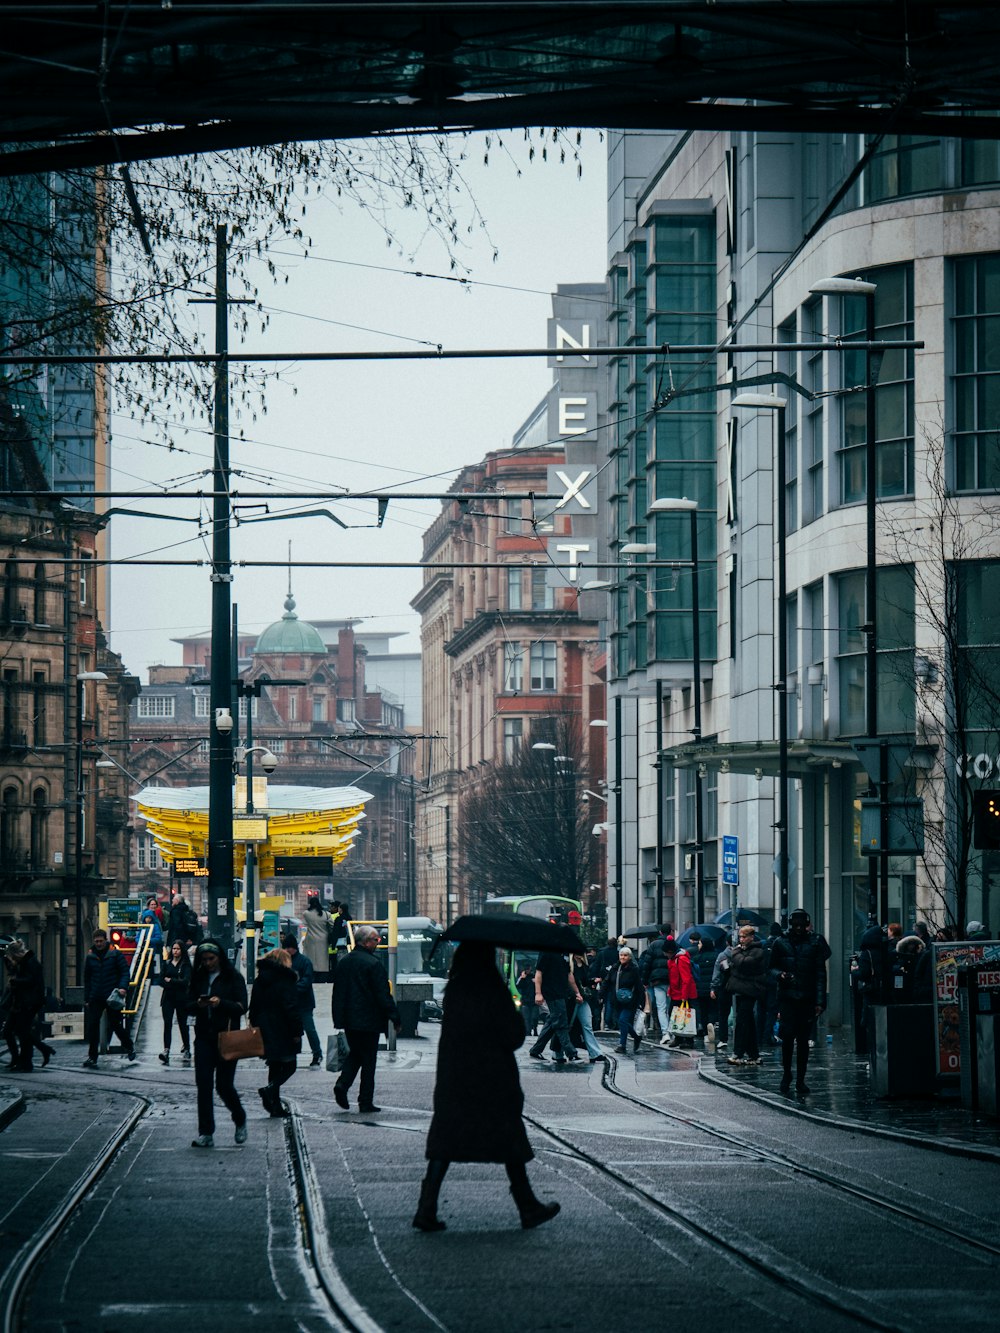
xmin=711 ymin=941 xmax=734 ymax=1050
xmin=186 ymin=940 xmax=249 ymax=1148
xmin=412 ymin=941 xmax=560 ymax=1233
xmin=687 ymin=931 xmax=720 ymax=1038
xmin=249 ymin=947 xmax=303 ymax=1116
xmin=639 ymin=927 xmax=672 ymax=1039
xmin=724 ymin=926 xmax=768 ymax=1065
xmin=82 ymin=930 xmax=135 ymax=1067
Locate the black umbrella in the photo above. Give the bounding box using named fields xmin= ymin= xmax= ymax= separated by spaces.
xmin=675 ymin=923 xmax=729 ymax=949
xmin=621 ymin=925 xmax=662 ymax=939
xmin=714 ymin=908 xmax=772 ymax=930
xmin=433 ymin=914 xmax=585 ymax=956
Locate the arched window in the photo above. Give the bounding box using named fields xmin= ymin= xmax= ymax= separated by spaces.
xmin=33 ymin=564 xmax=46 ymax=624
xmin=2 ymin=559 xmax=15 ymax=622
xmin=30 ymin=788 xmax=48 ymax=868
xmin=1 ymin=787 xmax=19 ymax=865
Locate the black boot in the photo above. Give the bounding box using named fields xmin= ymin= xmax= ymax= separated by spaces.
xmin=412 ymin=1160 xmax=448 ymax=1232
xmin=507 ymin=1164 xmax=560 ymax=1230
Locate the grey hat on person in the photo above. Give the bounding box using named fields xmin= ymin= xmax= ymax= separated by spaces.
xmin=966 ymin=921 xmax=985 ymax=935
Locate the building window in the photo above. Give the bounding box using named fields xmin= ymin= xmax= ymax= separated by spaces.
xmin=30 ymin=788 xmax=48 ymax=867
xmin=864 ymin=135 xmax=943 ymax=203
xmin=337 ymin=698 xmax=355 ymax=723
xmin=839 ymin=265 xmax=914 ymax=504
xmin=503 ymin=642 xmax=523 ymax=693
xmin=237 ymin=696 xmax=258 ymax=720
xmin=33 ymin=564 xmax=46 ymax=625
xmin=312 ymin=695 xmax=325 ymax=722
xmin=530 ymin=566 xmax=554 ymax=610
xmin=79 ymin=552 xmax=91 ymax=606
xmin=955 ymin=559 xmax=1000 ymax=731
xmin=506 ymin=567 xmax=522 ymax=611
xmin=529 ymin=641 xmax=557 ymax=691
xmin=503 ymin=717 xmax=523 ymax=760
xmin=288 ymin=694 xmax=297 ymax=721
xmin=137 ymin=695 xmax=175 ymax=719
xmin=30 ymin=670 xmax=46 ymax=747
xmin=953 ymin=254 xmax=1000 ymax=492
xmin=3 ymin=668 xmax=19 ymax=746
xmin=802 ymin=299 xmax=825 ymax=524
xmin=1 ymin=787 xmax=19 ymax=864
xmin=837 ymin=566 xmax=914 ymax=737
xmin=135 ymin=833 xmax=161 ymax=871
xmin=198 ymin=737 xmax=211 ymax=755
xmin=193 ymin=693 xmax=210 ymax=718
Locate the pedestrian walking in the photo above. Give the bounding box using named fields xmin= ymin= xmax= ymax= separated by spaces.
xmin=166 ymin=893 xmax=201 ymax=949
xmin=2 ymin=940 xmax=49 ymax=1072
xmin=570 ymin=950 xmax=603 ymax=1062
xmin=282 ymin=933 xmax=323 ymax=1066
xmin=593 ymin=937 xmax=619 ymax=1030
xmin=412 ymin=941 xmax=560 ymax=1233
xmin=331 ymin=924 xmax=400 ymax=1113
xmin=710 ymin=940 xmax=734 ymax=1050
xmin=609 ymin=945 xmax=645 ymax=1054
xmin=303 ymin=894 xmax=334 ymax=980
xmin=724 ymin=926 xmax=767 ymax=1065
xmin=527 ymin=950 xmax=579 ymax=1063
xmin=159 ymin=940 xmax=192 ymax=1063
xmin=770 ymin=909 xmax=829 ymax=1095
xmin=687 ymin=930 xmax=721 ymax=1038
xmin=662 ymin=938 xmax=698 ymax=1047
xmin=639 ymin=926 xmax=671 ymax=1039
xmin=140 ymin=899 xmax=163 ymax=976
xmin=515 ymin=965 xmax=539 ymax=1036
xmin=249 ymin=947 xmax=303 ymax=1116
xmin=187 ymin=940 xmax=249 ymax=1148
xmin=82 ymin=930 xmax=135 ymax=1068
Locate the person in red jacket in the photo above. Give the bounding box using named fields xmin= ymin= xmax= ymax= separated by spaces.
xmin=662 ymin=939 xmax=698 ymax=1048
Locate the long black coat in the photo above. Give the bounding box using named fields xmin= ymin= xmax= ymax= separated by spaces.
xmin=331 ymin=947 xmax=399 ymax=1033
xmin=425 ymin=965 xmax=532 ymax=1165
xmin=249 ymin=958 xmax=303 ymax=1062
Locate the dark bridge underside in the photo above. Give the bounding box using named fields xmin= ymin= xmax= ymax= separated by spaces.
xmin=4 ymin=1 xmax=1000 ymax=174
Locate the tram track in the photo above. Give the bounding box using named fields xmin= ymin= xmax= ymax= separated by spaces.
xmin=520 ymin=1051 xmax=1000 ymax=1333
xmin=0 ymin=1090 xmax=148 ymax=1333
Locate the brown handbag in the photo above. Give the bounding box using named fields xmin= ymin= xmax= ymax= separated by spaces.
xmin=217 ymin=1025 xmax=264 ymax=1061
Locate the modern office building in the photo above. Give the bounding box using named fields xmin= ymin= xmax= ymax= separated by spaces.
xmin=413 ymin=286 xmax=609 ymax=927
xmin=605 ymin=129 xmax=1000 ymax=1024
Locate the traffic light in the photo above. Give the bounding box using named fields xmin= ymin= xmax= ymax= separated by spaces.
xmin=972 ymin=789 xmax=1000 ymax=850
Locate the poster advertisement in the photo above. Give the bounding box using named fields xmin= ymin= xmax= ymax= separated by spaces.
xmin=932 ymin=940 xmax=1000 ymax=1077
xmin=259 ymin=909 xmax=281 ymax=955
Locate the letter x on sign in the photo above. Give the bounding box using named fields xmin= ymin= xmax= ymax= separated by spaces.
xmin=555 ymin=469 xmax=593 ymax=511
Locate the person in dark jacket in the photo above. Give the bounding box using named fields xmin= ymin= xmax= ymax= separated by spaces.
xmin=249 ymin=948 xmax=303 ymax=1116
xmin=282 ymin=934 xmax=322 ymax=1066
xmin=895 ymin=935 xmax=933 ymax=1002
xmin=756 ymin=923 xmax=783 ymax=1047
xmin=724 ymin=927 xmax=768 ymax=1065
xmin=166 ymin=893 xmax=198 ymax=948
xmin=687 ymin=931 xmax=720 ymax=1038
xmin=158 ymin=939 xmax=192 ymax=1063
xmin=770 ymin=909 xmax=829 ymax=1095
xmin=2 ymin=940 xmax=49 ymax=1072
xmin=82 ymin=930 xmax=135 ymax=1067
xmin=711 ymin=941 xmax=734 ymax=1050
xmin=527 ymin=950 xmax=581 ymax=1063
xmin=186 ymin=940 xmax=249 ymax=1148
xmin=593 ymin=937 xmax=620 ymax=1030
xmin=639 ymin=928 xmax=672 ymax=1038
xmin=516 ymin=965 xmax=539 ymax=1036
xmin=855 ymin=920 xmax=889 ymax=1052
xmin=412 ymin=941 xmax=560 ymax=1233
xmin=609 ymin=946 xmax=646 ymax=1055
xmin=331 ymin=924 xmax=400 ymax=1113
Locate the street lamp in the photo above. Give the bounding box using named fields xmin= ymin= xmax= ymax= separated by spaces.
xmin=647 ymin=497 xmax=704 ymax=925
xmin=732 ymin=393 xmax=790 ymax=924
xmin=75 ymin=670 xmax=108 ymax=981
xmin=810 ymin=276 xmax=881 ymax=922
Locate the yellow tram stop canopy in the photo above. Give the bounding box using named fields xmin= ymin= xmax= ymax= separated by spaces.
xmin=134 ymin=783 xmax=372 ymax=878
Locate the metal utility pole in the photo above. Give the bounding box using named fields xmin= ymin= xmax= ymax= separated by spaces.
xmin=207 ymin=224 xmax=234 ymax=950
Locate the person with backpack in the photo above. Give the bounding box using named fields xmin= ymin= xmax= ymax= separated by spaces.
xmin=167 ymin=893 xmax=201 ymax=949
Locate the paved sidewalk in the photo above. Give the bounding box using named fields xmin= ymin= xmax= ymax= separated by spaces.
xmin=696 ymin=1032 xmax=1000 ymax=1161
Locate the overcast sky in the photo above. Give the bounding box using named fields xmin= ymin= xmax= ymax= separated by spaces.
xmin=105 ymin=131 xmax=609 ymax=681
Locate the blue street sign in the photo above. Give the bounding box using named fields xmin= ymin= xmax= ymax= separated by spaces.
xmin=722 ymin=834 xmax=739 ymax=886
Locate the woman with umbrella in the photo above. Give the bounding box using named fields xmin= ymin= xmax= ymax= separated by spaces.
xmin=412 ymin=940 xmax=560 ymax=1233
